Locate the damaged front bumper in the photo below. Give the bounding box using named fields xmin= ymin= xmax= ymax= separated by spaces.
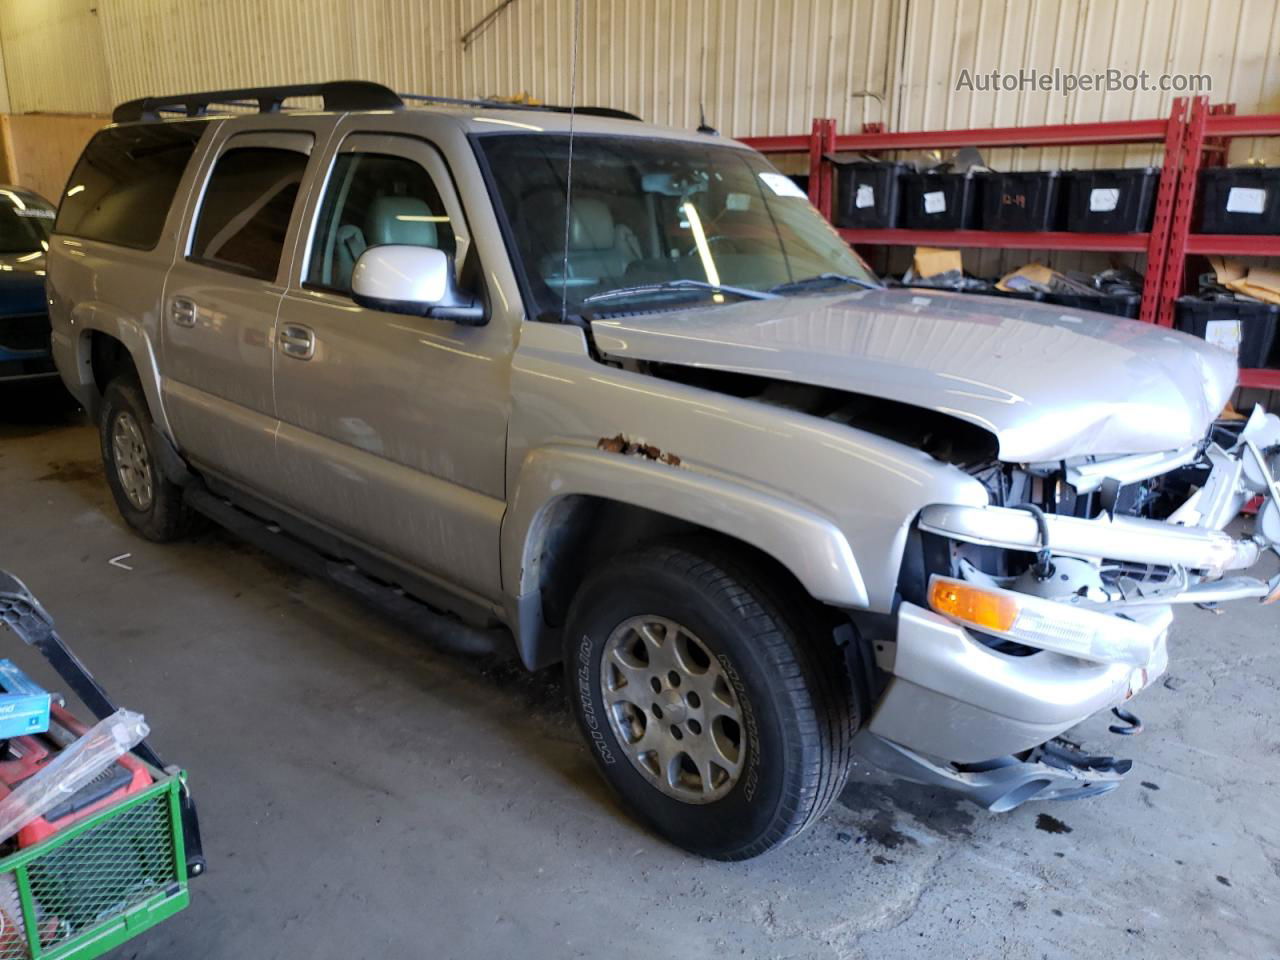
xmin=859 ymin=407 xmax=1280 ymax=810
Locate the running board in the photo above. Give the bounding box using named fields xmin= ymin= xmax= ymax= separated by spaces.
xmin=182 ymin=483 xmax=508 ymax=658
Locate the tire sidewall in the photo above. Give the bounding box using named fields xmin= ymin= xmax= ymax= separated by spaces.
xmin=566 ymin=563 xmax=806 ymax=858
xmin=99 ymin=380 xmax=163 ymax=535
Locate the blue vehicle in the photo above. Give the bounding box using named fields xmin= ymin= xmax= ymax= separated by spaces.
xmin=0 ymin=185 xmax=56 ymax=383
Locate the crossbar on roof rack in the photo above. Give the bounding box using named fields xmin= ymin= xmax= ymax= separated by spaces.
xmin=112 ymin=81 xmax=403 ymax=123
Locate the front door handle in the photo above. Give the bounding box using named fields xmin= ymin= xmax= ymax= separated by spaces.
xmin=279 ymin=323 xmax=316 ymax=360
xmin=170 ymin=297 xmax=197 ymax=327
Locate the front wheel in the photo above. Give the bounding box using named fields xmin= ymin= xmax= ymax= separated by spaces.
xmin=564 ymin=541 xmax=858 ymax=860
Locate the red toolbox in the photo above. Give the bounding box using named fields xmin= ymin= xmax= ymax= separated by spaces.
xmin=0 ymin=703 xmax=152 ymax=847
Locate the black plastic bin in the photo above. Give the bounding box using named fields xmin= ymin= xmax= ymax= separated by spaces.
xmin=1197 ymin=167 xmax=1280 ymax=234
xmin=1061 ymin=167 xmax=1160 ymax=233
xmin=1174 ymin=297 xmax=1280 ymax=367
xmin=1041 ymin=291 xmax=1142 ymax=318
xmin=977 ymin=171 xmax=1062 ymax=231
xmin=899 ymin=170 xmax=980 ymax=229
xmin=833 ymin=161 xmax=904 ymax=228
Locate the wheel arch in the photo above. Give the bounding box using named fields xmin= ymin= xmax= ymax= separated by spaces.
xmin=501 ymin=446 xmax=869 ymax=670
xmin=67 ymin=305 xmax=170 ymax=436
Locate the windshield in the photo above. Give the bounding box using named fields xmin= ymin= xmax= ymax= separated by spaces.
xmin=0 ymin=189 xmax=53 ymax=254
xmin=477 ymin=134 xmax=878 ymax=316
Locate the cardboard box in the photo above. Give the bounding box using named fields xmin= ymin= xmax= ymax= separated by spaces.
xmin=0 ymin=661 xmax=51 ymax=739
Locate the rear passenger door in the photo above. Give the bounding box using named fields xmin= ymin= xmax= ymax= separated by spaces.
xmin=161 ymin=126 xmax=322 ymax=493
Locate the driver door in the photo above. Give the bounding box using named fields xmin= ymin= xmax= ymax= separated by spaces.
xmin=272 ymin=132 xmax=508 ymax=606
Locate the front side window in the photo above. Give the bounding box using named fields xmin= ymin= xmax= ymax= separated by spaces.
xmin=0 ymin=189 xmax=55 ymax=254
xmin=190 ymin=146 xmax=309 ymax=281
xmin=55 ymin=120 xmax=208 ymax=249
xmin=306 ymin=152 xmax=456 ymax=294
xmin=477 ymin=134 xmax=878 ymax=318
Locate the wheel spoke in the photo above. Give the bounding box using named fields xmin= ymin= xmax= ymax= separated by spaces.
xmin=112 ymin=411 xmax=153 ymax=510
xmin=599 ymin=615 xmax=747 ymax=805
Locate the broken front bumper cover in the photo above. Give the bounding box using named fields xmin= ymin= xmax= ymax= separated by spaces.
xmin=868 ymin=602 xmax=1168 ymax=763
xmin=855 ymin=729 xmax=1131 ymax=811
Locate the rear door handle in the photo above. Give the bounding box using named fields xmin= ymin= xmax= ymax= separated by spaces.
xmin=170 ymin=297 xmax=197 ymax=327
xmin=279 ymin=323 xmax=316 ymax=360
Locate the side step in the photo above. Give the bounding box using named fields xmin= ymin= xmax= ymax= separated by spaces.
xmin=182 ymin=483 xmax=507 ymax=658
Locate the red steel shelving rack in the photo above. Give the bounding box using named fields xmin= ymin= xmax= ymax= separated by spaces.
xmin=1160 ymin=98 xmax=1280 ymax=390
xmin=740 ymin=95 xmax=1280 ymax=390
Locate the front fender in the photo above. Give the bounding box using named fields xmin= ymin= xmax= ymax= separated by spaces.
xmin=502 ymin=445 xmax=869 ymax=609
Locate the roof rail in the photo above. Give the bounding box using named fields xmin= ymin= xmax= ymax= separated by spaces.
xmin=399 ymin=93 xmax=641 ymax=122
xmin=112 ymin=81 xmax=403 ymax=124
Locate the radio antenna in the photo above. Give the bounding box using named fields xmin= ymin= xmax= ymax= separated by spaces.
xmin=559 ymin=0 xmax=582 ymax=325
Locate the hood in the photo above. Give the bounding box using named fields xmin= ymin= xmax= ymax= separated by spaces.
xmin=0 ymin=251 xmax=46 ymax=315
xmin=590 ymin=288 xmax=1238 ymax=462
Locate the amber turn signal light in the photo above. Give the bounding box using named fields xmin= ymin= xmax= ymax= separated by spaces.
xmin=928 ymin=578 xmax=1020 ymax=633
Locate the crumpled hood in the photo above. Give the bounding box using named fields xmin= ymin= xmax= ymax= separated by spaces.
xmin=590 ymin=288 xmax=1238 ymax=462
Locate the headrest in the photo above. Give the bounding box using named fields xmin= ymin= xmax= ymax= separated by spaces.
xmin=568 ymin=197 xmax=615 ymax=251
xmin=365 ymin=195 xmax=440 ymax=247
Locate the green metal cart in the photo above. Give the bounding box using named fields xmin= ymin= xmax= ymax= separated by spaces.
xmin=0 ymin=572 xmax=203 ymax=960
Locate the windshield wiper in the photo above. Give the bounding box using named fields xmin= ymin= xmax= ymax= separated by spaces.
xmin=768 ymin=273 xmax=881 ymax=294
xmin=582 ymin=278 xmax=780 ymax=305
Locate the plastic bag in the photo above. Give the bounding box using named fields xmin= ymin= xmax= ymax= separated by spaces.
xmin=0 ymin=709 xmax=149 ymax=844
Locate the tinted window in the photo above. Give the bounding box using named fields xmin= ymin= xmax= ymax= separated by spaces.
xmin=55 ymin=121 xmax=208 ymax=249
xmin=190 ymin=147 xmax=308 ymax=281
xmin=0 ymin=189 xmax=55 ymax=254
xmin=306 ymin=152 xmax=456 ymax=294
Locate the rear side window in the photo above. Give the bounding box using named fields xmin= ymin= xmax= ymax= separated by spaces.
xmin=55 ymin=121 xmax=208 ymax=249
xmin=189 ymin=147 xmax=308 ymax=281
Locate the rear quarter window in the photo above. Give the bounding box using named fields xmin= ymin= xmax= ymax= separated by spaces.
xmin=55 ymin=120 xmax=209 ymax=249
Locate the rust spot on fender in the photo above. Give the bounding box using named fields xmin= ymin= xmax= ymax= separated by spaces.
xmin=596 ymin=434 xmax=682 ymax=467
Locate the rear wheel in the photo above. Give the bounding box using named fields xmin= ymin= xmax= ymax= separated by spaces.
xmin=564 ymin=541 xmax=858 ymax=860
xmin=99 ymin=377 xmax=192 ymax=541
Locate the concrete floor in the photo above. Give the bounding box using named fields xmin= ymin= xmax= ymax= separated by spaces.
xmin=2 ymin=389 xmax=1278 ymax=960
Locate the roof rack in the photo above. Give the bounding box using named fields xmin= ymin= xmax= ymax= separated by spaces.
xmin=112 ymin=81 xmax=403 ymax=123
xmin=399 ymin=93 xmax=641 ymax=121
xmin=112 ymin=81 xmax=642 ymax=125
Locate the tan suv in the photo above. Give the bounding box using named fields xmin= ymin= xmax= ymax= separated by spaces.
xmin=48 ymin=82 xmax=1280 ymax=859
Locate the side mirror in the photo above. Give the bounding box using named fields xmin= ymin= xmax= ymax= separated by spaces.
xmin=351 ymin=245 xmax=485 ymax=325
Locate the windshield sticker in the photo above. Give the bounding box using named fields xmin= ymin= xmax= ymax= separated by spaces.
xmin=759 ymin=173 xmax=807 ymax=199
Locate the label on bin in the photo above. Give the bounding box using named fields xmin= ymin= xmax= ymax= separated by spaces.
xmin=1205 ymin=319 xmax=1243 ymax=354
xmin=1225 ymin=187 xmax=1266 ymax=215
xmin=923 ymin=191 xmax=946 ymax=214
xmin=1089 ymin=188 xmax=1120 ymax=212
xmin=855 ymin=184 xmax=875 ymax=208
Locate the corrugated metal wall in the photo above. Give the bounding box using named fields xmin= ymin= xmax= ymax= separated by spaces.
xmin=1 ymin=0 xmax=1277 ymax=273
xmin=3 ymin=0 xmax=1277 ymax=141
xmin=0 ymin=0 xmax=111 ymax=114
xmin=0 ymin=0 xmax=898 ymax=138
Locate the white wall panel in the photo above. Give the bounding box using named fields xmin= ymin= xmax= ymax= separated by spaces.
xmin=1 ymin=0 xmax=1276 ymax=140
xmin=0 ymin=0 xmax=899 ymax=137
xmin=0 ymin=0 xmax=111 ymax=114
